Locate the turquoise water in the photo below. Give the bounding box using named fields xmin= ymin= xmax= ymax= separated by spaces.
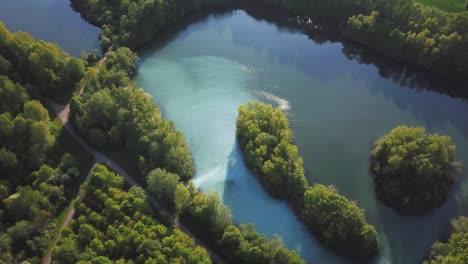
xmin=0 ymin=0 xmax=99 ymax=56
xmin=1 ymin=1 xmax=468 ymax=262
xmin=137 ymin=10 xmax=468 ymax=264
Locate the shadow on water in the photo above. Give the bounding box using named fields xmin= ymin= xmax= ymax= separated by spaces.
xmin=221 ymin=141 xmax=347 ymax=263
xmin=140 ymin=4 xmax=468 ymax=100
xmin=136 ymin=4 xmax=468 ymax=264
xmin=0 ymin=0 xmax=100 ymax=56
xmin=139 ymin=3 xmax=468 ymax=137
xmin=374 ymin=183 xmax=461 ymax=264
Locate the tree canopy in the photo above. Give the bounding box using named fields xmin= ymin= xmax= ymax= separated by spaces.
xmin=424 ymin=216 xmax=468 ymax=264
xmin=71 ymin=47 xmax=194 ymax=181
xmin=236 ymin=101 xmax=378 ymax=262
xmin=0 ymin=30 xmax=92 ymax=262
xmin=146 ymin=167 xmax=306 ymax=264
xmin=0 ymin=22 xmax=85 ymax=100
xmin=71 ymin=0 xmax=232 ymax=49
xmin=253 ymin=0 xmax=468 ymax=81
xmin=371 ymin=126 xmax=461 ymax=214
xmin=53 ymin=165 xmax=211 ymax=263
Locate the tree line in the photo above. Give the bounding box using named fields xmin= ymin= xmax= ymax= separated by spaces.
xmin=146 ymin=168 xmax=306 ymax=264
xmin=71 ymin=0 xmax=468 ymax=82
xmin=235 ymin=102 xmax=378 ymax=262
xmin=0 ymin=22 xmax=85 ymax=100
xmin=70 ymin=47 xmax=195 ymax=181
xmin=70 ymin=0 xmax=232 ymax=49
xmin=53 ymin=164 xmax=212 ymax=263
xmin=253 ymin=0 xmax=468 ymax=82
xmin=0 ymin=23 xmax=93 ymax=263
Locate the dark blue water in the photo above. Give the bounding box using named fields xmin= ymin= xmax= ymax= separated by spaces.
xmin=136 ymin=10 xmax=468 ymax=264
xmin=0 ymin=0 xmax=99 ymax=56
xmin=2 ymin=2 xmax=468 ymax=263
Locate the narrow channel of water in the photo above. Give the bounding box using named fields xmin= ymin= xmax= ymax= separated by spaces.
xmin=136 ymin=9 xmax=468 ymax=264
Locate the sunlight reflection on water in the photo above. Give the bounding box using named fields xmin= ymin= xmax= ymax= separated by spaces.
xmin=255 ymin=89 xmax=291 ymax=111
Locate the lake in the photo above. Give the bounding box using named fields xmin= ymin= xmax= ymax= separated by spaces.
xmin=0 ymin=0 xmax=99 ymax=56
xmin=1 ymin=1 xmax=468 ymax=263
xmin=136 ymin=8 xmax=468 ymax=264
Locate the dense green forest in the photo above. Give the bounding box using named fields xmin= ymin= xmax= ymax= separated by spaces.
xmin=146 ymin=168 xmax=305 ymax=264
xmin=0 ymin=22 xmax=85 ymax=100
xmin=236 ymin=102 xmax=378 ymax=262
xmin=370 ymin=126 xmax=461 ymax=215
xmin=1 ymin=0 xmax=467 ymax=262
xmin=53 ymin=165 xmax=212 ymax=263
xmin=424 ymin=216 xmax=468 ymax=263
xmin=71 ymin=47 xmax=195 ymax=181
xmin=0 ymin=25 xmax=92 ymax=263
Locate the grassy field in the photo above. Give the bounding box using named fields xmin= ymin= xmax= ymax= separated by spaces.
xmin=416 ymin=0 xmax=466 ymax=12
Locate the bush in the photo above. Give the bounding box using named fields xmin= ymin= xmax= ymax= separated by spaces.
xmin=370 ymin=126 xmax=461 ymax=215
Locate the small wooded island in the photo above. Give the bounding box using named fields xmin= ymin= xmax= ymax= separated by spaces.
xmin=370 ymin=126 xmax=461 ymax=215
xmin=1 ymin=0 xmax=468 ymax=263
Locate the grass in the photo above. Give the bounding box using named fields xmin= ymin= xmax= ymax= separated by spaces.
xmin=416 ymin=0 xmax=467 ymax=12
xmin=44 ymin=201 xmax=74 ymax=253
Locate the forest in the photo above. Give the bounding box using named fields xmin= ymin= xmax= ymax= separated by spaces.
xmin=146 ymin=168 xmax=305 ymax=264
xmin=53 ymin=165 xmax=212 ymax=263
xmin=254 ymin=0 xmax=468 ymax=81
xmin=0 ymin=22 xmax=85 ymax=100
xmin=70 ymin=0 xmax=232 ymax=49
xmin=1 ymin=0 xmax=467 ymax=263
xmin=0 ymin=25 xmax=92 ymax=263
xmin=236 ymin=102 xmax=378 ymax=262
xmin=70 ymin=47 xmax=195 ymax=181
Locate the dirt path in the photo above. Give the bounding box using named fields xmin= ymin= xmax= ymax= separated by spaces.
xmin=41 ymin=164 xmax=95 ymax=264
xmin=42 ymin=47 xmax=227 ymax=264
xmin=41 ymin=207 xmax=75 ymax=264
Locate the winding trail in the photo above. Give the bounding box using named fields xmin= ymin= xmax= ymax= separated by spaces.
xmin=42 ymin=49 xmax=227 ymax=264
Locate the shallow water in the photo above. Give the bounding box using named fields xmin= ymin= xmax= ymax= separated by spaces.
xmin=137 ymin=9 xmax=468 ymax=264
xmin=0 ymin=0 xmax=99 ymax=56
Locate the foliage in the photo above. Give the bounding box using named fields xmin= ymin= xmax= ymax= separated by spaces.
xmin=0 ymin=163 xmax=85 ymax=263
xmin=146 ymin=168 xmax=305 ymax=263
xmin=147 ymin=168 xmax=180 ymax=207
xmin=302 ymin=185 xmax=379 ymax=260
xmin=0 ymin=97 xmax=55 ymax=180
xmin=424 ymin=216 xmax=468 ymax=263
xmin=236 ymin=101 xmax=378 ymax=262
xmin=253 ymin=0 xmax=468 ymax=81
xmin=53 ymin=165 xmax=211 ymax=263
xmin=0 ymin=48 xmax=90 ymax=262
xmin=71 ymin=47 xmax=194 ymax=181
xmin=0 ymin=76 xmax=29 ymax=114
xmin=71 ymin=0 xmax=233 ymax=49
xmin=370 ymin=126 xmax=461 ymax=214
xmin=0 ymin=22 xmax=85 ymax=100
